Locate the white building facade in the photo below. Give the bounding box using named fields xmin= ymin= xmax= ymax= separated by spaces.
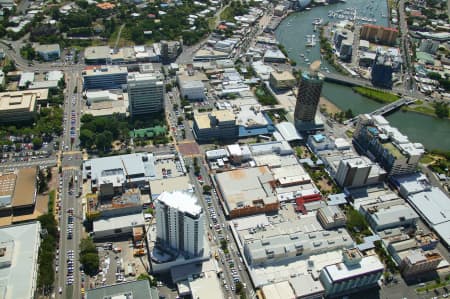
xmin=156 ymin=191 xmax=204 ymax=257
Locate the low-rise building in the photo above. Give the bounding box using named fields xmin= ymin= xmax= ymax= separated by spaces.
xmin=361 ymin=198 xmax=419 ymax=231
xmin=34 ymin=44 xmax=60 ymax=61
xmin=179 ymin=80 xmax=205 ymax=101
xmin=319 ymin=249 xmax=384 ymax=297
xmin=261 ymin=281 xmax=296 ymax=299
xmin=193 ymin=110 xmax=238 ymax=142
xmin=82 ymin=65 xmax=128 ymax=90
xmin=264 ymin=49 xmax=287 ymax=63
xmin=288 ymin=275 xmax=325 ymax=299
xmin=215 ymin=166 xmax=279 ymax=218
xmin=244 ymin=220 xmax=353 ymax=266
xmin=84 ymin=46 xmax=111 ymax=65
xmin=86 ymin=280 xmax=159 ymax=299
xmin=400 ymin=250 xmax=443 ymax=277
xmin=0 ymin=222 xmax=41 ymax=299
xmin=0 ymin=90 xmax=48 ymax=123
xmin=317 ymin=205 xmax=346 ymax=229
xmin=93 ymin=212 xmax=145 ymax=240
xmin=83 ymin=153 xmax=157 ymax=199
xmin=269 ymin=70 xmax=296 ymax=90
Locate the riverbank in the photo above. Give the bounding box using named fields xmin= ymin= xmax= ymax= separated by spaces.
xmin=352 ymin=86 xmax=400 ymax=104
xmin=319 ymin=96 xmax=341 ymax=115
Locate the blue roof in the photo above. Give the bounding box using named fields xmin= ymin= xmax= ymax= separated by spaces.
xmin=238 ymin=126 xmax=274 ymax=137
xmin=357 ymin=235 xmax=381 ymax=251
xmin=327 ymin=193 xmax=347 ymax=206
xmin=367 ymin=127 xmax=379 ymax=135
xmin=313 ymin=134 xmax=325 ymax=143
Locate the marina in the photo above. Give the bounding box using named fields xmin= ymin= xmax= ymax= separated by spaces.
xmin=275 ymin=0 xmax=450 ymax=151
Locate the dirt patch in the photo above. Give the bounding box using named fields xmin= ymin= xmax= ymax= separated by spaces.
xmin=177 ymin=142 xmax=201 ymax=157
xmin=319 ymin=96 xmax=341 ymax=115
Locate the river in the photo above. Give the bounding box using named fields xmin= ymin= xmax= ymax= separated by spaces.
xmin=275 ymin=0 xmax=450 ymax=151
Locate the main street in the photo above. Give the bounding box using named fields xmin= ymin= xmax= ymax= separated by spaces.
xmin=55 ymin=69 xmax=84 ymax=299
xmin=167 ymin=82 xmax=254 ymax=298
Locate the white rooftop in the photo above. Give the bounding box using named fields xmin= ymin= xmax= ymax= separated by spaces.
xmin=322 ymin=255 xmax=384 ymax=282
xmin=94 ymin=213 xmax=145 ymax=233
xmin=407 ymin=187 xmax=450 ymax=225
xmin=275 ymin=122 xmax=302 ymax=142
xmin=189 ymin=272 xmax=225 ymax=299
xmin=0 ymin=222 xmax=41 ymax=299
xmin=261 ymin=281 xmax=295 ymax=299
xmin=157 ymin=191 xmax=202 ymax=216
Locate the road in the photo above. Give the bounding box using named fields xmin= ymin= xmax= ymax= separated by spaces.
xmin=55 ymin=70 xmax=84 ymax=299
xmin=397 ymin=0 xmax=416 ymax=92
xmin=164 ymin=69 xmax=254 ymax=297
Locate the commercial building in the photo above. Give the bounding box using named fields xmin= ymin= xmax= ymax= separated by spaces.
xmin=193 ymin=49 xmax=229 ymax=61
xmin=317 ymin=205 xmax=346 ymax=229
xmin=371 ymin=51 xmax=394 ymax=89
xmin=82 ymin=66 xmax=128 ymax=90
xmin=0 ymin=90 xmax=44 ymax=123
xmin=160 ymin=40 xmax=182 ymax=63
xmin=0 ymin=168 xmax=38 ymax=219
xmin=319 ymin=249 xmax=384 ymax=297
xmin=261 ymin=281 xmax=296 ymax=299
xmin=360 ymin=24 xmax=398 ymax=45
xmin=243 ymin=221 xmax=353 ymax=266
xmin=86 ymin=280 xmax=159 ymax=299
xmin=214 ymin=166 xmax=279 ymax=218
xmin=187 ymin=270 xmax=225 ymax=299
xmin=353 ymin=114 xmax=425 ymax=176
xmin=263 ymin=49 xmax=287 ymax=63
xmin=288 ymin=275 xmax=325 ymax=299
xmin=84 ymin=91 xmax=129 ymax=117
xmin=419 ymin=39 xmax=440 ymax=55
xmin=360 ymin=198 xmax=419 ymax=231
xmin=269 ymin=70 xmax=296 ymax=90
xmin=92 ymin=212 xmax=145 ymax=240
xmin=155 ymin=191 xmax=204 ymax=257
xmin=82 ymin=153 xmax=157 ymax=199
xmin=34 ymin=44 xmax=61 ymax=61
xmin=333 ymin=29 xmax=354 ymax=62
xmin=275 ymin=122 xmax=303 ymax=142
xmin=127 ymin=72 xmax=164 ymax=116
xmin=406 ymin=187 xmax=450 ymax=246
xmin=399 ymin=250 xmax=443 ymax=277
xmin=294 ymin=61 xmax=323 ymax=131
xmin=179 ymin=80 xmax=205 ymax=101
xmin=84 ymin=46 xmax=111 ymax=64
xmin=335 ymin=157 xmax=372 ymax=188
xmin=193 ymin=110 xmax=238 ymax=142
xmin=0 ymin=222 xmax=41 ymax=299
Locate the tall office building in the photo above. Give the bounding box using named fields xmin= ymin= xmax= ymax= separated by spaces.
xmin=294 ymin=60 xmax=323 ymax=131
xmin=371 ymin=51 xmax=393 ymax=89
xmin=127 ymin=73 xmax=164 ymax=117
xmin=155 ymin=191 xmax=204 ymax=257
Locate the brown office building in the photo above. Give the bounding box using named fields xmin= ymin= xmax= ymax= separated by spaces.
xmin=0 ymin=167 xmax=38 ymax=224
xmin=360 ymin=24 xmax=398 ymax=46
